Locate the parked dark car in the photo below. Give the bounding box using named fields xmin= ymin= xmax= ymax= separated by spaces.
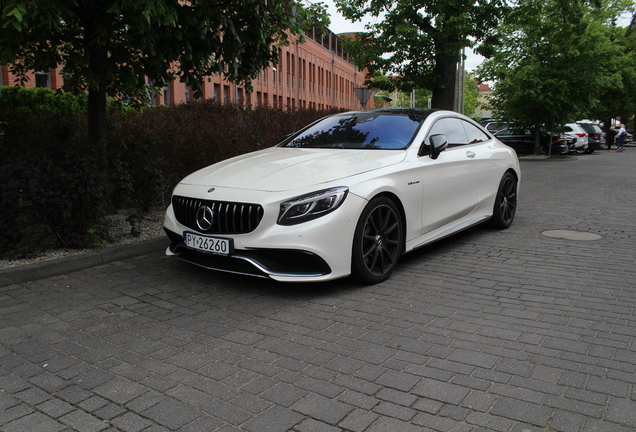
xmin=575 ymin=122 xmax=605 ymax=152
xmin=494 ymin=127 xmax=573 ymax=155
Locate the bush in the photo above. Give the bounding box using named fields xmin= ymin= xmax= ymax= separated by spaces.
xmin=0 ymin=113 xmax=111 ymax=257
xmin=0 ymin=86 xmax=88 ymax=116
xmin=0 ymin=96 xmax=341 ymax=260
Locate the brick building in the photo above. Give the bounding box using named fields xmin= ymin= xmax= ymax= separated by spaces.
xmin=0 ymin=28 xmax=372 ymax=111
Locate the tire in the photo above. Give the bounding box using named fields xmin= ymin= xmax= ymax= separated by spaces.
xmin=351 ymin=196 xmax=403 ymax=284
xmin=489 ymin=172 xmax=517 ymax=229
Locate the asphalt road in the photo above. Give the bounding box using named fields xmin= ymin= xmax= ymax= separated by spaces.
xmin=1 ymin=149 xmax=635 ymax=432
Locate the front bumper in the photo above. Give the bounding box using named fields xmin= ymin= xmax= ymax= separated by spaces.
xmin=165 ymin=228 xmax=332 ymax=279
xmin=163 ymin=191 xmax=366 ymax=282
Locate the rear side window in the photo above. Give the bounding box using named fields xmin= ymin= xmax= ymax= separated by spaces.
xmin=463 ymin=121 xmax=491 ymax=144
xmin=578 ymin=123 xmax=601 ymax=135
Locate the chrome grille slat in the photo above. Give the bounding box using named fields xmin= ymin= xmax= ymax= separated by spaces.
xmin=223 ymin=203 xmax=229 ymax=232
xmin=239 ymin=205 xmax=245 ymax=232
xmin=172 ymin=196 xmax=263 ymax=234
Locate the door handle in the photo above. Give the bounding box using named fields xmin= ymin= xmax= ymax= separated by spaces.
xmin=466 ymin=151 xmax=476 ymax=158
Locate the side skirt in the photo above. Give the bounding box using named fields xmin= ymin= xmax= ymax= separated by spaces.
xmin=406 ymin=215 xmax=491 ymax=252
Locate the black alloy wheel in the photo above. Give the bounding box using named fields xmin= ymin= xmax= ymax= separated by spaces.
xmin=352 ymin=196 xmax=403 ymax=284
xmin=490 ymin=171 xmax=517 ymax=229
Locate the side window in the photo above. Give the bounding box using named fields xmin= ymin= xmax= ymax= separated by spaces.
xmin=462 ymin=121 xmax=491 ymax=144
xmin=425 ymin=117 xmax=469 ymax=148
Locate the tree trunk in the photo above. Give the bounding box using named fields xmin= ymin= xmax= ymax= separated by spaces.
xmin=87 ymin=85 xmax=108 ymax=150
xmin=431 ymin=58 xmax=457 ymax=110
xmin=86 ymin=43 xmax=109 ymax=150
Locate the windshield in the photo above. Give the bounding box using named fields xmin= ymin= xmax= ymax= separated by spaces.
xmin=280 ymin=112 xmax=424 ymax=150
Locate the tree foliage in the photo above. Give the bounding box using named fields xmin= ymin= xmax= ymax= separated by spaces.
xmin=461 ymin=74 xmax=481 ymax=119
xmin=587 ymin=11 xmax=636 ymax=130
xmin=335 ymin=0 xmax=507 ymax=109
xmin=0 ymin=0 xmax=328 ymax=146
xmin=477 ymin=0 xmax=636 ymax=153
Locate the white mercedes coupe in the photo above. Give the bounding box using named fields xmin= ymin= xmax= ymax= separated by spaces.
xmin=163 ymin=109 xmax=520 ymax=284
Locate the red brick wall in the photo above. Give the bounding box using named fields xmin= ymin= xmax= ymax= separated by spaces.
xmin=1 ymin=30 xmax=372 ymax=110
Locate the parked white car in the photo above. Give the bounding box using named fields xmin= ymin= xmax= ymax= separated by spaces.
xmin=563 ymin=123 xmax=589 ymax=153
xmin=164 ymin=109 xmax=521 ymax=284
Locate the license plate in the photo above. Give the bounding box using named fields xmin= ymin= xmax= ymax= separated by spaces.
xmin=183 ymin=232 xmax=231 ymax=255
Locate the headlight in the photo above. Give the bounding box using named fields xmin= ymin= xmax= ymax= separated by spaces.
xmin=278 ymin=187 xmax=349 ymax=226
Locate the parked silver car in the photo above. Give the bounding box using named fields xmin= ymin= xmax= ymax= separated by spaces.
xmin=563 ymin=123 xmax=589 ymax=154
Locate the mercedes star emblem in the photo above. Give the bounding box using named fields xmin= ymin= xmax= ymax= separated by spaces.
xmin=196 ymin=206 xmax=214 ymax=231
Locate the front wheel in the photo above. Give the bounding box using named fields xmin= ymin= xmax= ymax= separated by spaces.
xmin=489 ymin=172 xmax=517 ymax=229
xmin=351 ymin=197 xmax=403 ymax=284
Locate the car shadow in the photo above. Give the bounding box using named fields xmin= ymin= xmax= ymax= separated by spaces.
xmin=165 ymin=224 xmax=493 ymax=300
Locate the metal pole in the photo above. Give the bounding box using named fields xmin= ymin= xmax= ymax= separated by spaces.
xmin=549 ymin=118 xmax=554 ymax=157
xmin=460 ymin=48 xmax=465 ymax=114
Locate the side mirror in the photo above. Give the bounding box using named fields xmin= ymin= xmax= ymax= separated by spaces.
xmin=429 ymin=134 xmax=448 ymax=159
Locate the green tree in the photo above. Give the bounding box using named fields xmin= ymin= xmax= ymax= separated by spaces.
xmin=0 ymin=0 xmax=328 ymax=147
xmin=586 ymin=10 xmax=636 ymax=132
xmin=335 ymin=0 xmax=507 ymax=110
xmin=477 ymin=0 xmax=633 ymax=154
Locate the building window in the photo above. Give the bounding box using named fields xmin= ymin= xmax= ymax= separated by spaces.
xmin=35 ymin=70 xmax=50 ymax=88
xmin=147 ymin=78 xmax=157 ymax=105
xmin=197 ymin=81 xmax=204 ymax=101
xmin=214 ymin=83 xmax=220 ymax=102
xmin=163 ymin=83 xmax=171 ymax=105
xmin=237 ymin=87 xmax=244 ymax=108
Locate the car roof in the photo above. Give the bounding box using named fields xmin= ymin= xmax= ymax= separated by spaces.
xmin=342 ymin=108 xmax=438 ymax=116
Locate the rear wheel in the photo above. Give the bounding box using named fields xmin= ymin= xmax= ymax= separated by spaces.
xmin=490 ymin=172 xmax=517 ymax=229
xmin=351 ymin=197 xmax=403 ymax=284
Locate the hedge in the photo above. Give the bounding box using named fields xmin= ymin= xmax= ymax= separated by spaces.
xmin=0 ymin=88 xmax=341 ymax=259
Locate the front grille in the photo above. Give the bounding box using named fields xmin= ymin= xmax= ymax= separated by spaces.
xmin=172 ymin=196 xmax=264 ymax=234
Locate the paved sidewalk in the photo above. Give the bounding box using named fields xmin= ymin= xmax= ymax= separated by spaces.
xmin=1 ymin=150 xmax=635 ymax=432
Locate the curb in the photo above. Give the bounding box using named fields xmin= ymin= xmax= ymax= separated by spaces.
xmin=0 ymin=237 xmax=170 ymax=288
xmin=519 ymin=156 xmax=578 ymax=162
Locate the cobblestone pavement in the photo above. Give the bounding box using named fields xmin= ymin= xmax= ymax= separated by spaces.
xmin=1 ymin=150 xmax=635 ymax=432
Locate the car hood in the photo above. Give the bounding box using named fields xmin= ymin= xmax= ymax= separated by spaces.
xmin=179 ymin=147 xmax=407 ymax=192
